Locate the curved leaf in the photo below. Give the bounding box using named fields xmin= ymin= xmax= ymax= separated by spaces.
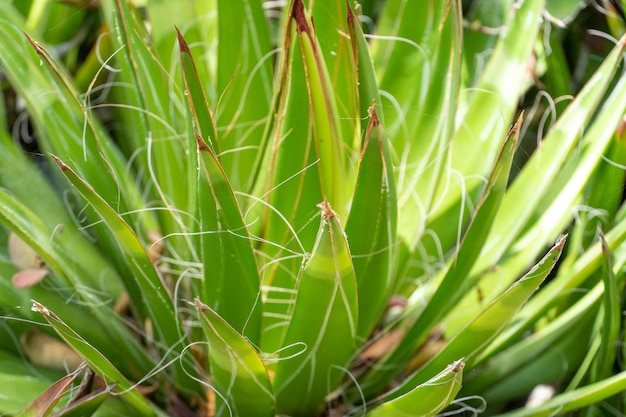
xmin=196 ymin=300 xmax=274 ymax=417
xmin=366 ymin=360 xmax=464 ymax=417
xmin=273 ymin=201 xmax=358 ymax=416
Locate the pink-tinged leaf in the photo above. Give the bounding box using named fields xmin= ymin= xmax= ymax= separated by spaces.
xmin=12 ymin=269 xmax=49 ymax=289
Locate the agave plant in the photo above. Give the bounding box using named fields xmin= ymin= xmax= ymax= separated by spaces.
xmin=1 ymin=0 xmax=626 ymax=416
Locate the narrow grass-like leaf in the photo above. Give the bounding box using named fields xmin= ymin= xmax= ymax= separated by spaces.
xmin=465 ymin=58 xmax=626 ymax=331
xmin=345 ymin=104 xmax=397 ymax=339
xmin=394 ymin=235 xmax=565 ymax=396
xmin=451 ymin=0 xmax=542 ymax=179
xmin=423 ymin=0 xmax=543 ymax=268
xmin=0 ymin=189 xmax=153 ymax=378
xmin=52 ymin=385 xmax=113 ymax=417
xmin=196 ymin=300 xmax=274 ymax=417
xmin=479 ymin=210 xmax=626 ymax=359
xmin=292 ymin=0 xmax=348 ymax=217
xmin=31 ymin=302 xmax=154 ymax=417
xmin=195 ymin=133 xmax=262 ymax=343
xmin=273 ymin=201 xmax=358 ymax=416
xmin=50 ymin=156 xmax=200 ymax=397
xmin=473 ymin=34 xmax=626 ymax=276
xmin=251 ymin=3 xmax=324 ymax=352
xmin=590 ymin=236 xmax=620 ymax=381
xmin=361 ymin=114 xmax=521 ymax=396
xmin=0 ymin=18 xmax=151 ymax=233
xmin=465 ymin=283 xmax=602 ymax=400
xmin=0 ymin=131 xmax=125 ymax=299
xmin=366 ymin=360 xmax=464 ymax=417
xmin=15 ymin=364 xmax=83 ymax=417
xmin=216 ymin=0 xmax=273 ymax=192
xmin=347 ymin=2 xmax=384 ymax=128
xmin=367 ymin=1 xmax=462 ymax=267
xmin=493 ymin=369 xmax=626 ymax=417
xmin=311 ymin=0 xmax=360 ymax=152
xmin=100 ymin=0 xmax=192 ymax=244
xmin=177 ymin=30 xmax=219 ymax=153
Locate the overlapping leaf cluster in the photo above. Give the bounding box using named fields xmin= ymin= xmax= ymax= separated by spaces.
xmin=1 ymin=0 xmax=626 ymax=416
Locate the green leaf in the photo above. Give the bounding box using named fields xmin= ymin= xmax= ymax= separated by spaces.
xmin=473 ymin=33 xmax=626 ymax=276
xmin=177 ymin=30 xmax=219 ymax=153
xmin=0 ymin=18 xmax=152 ymax=234
xmin=196 ymin=300 xmax=274 ymax=417
xmin=478 ymin=212 xmax=626 ymax=360
xmin=250 ymin=0 xmax=324 ymax=352
xmin=50 ymin=156 xmax=201 ymax=398
xmin=466 ymin=45 xmax=626 ymax=346
xmin=100 ymin=0 xmax=192 ymax=245
xmin=51 ymin=385 xmax=113 ymax=417
xmin=291 ymin=0 xmax=348 ymax=217
xmin=452 ymin=0 xmax=543 ymax=179
xmin=590 ymin=235 xmax=621 ymax=382
xmin=216 ymin=0 xmax=274 ymax=192
xmin=493 ymin=369 xmax=626 ymax=417
xmin=195 ymin=133 xmax=262 ymax=344
xmin=361 ymin=114 xmax=521 ymax=396
xmin=366 ymin=360 xmax=464 ymax=417
xmin=371 ymin=1 xmax=462 ymax=258
xmin=395 ymin=235 xmax=566 ymax=395
xmin=345 ymin=104 xmax=397 ymax=339
xmin=465 ymin=283 xmax=602 ymax=401
xmin=346 ymin=2 xmax=383 ymax=129
xmin=422 ymin=0 xmax=543 ymax=270
xmin=31 ymin=302 xmax=154 ymax=417
xmin=311 ymin=0 xmax=360 ymax=155
xmin=273 ymin=201 xmax=358 ymax=416
xmin=0 ymin=189 xmax=153 ymax=379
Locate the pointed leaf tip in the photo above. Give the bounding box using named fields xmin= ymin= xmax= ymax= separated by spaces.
xmin=49 ymin=154 xmax=70 ymax=171
xmin=194 ymin=297 xmax=209 ymax=312
xmin=31 ymin=300 xmax=52 ymax=316
xmin=555 ymin=234 xmax=567 ymax=251
xmin=291 ymin=0 xmax=309 ymax=34
xmin=23 ymin=31 xmax=44 ymax=55
xmin=194 ymin=131 xmax=211 ymax=152
xmin=176 ymin=27 xmax=191 ymax=54
xmin=367 ymin=101 xmax=380 ymax=126
xmin=317 ymin=200 xmax=337 ymax=219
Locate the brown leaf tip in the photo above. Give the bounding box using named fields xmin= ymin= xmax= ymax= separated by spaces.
xmin=317 ymin=200 xmax=336 ymax=220
xmin=194 ymin=298 xmax=209 ymax=312
xmin=292 ymin=0 xmax=310 ymax=34
xmin=23 ymin=32 xmax=44 ymax=55
xmin=31 ymin=300 xmax=51 ymax=316
xmin=49 ymin=154 xmax=70 ymax=171
xmin=451 ymin=359 xmax=464 ymax=373
xmin=194 ymin=131 xmax=211 ymax=152
xmin=176 ymin=27 xmax=191 ymax=54
xmin=367 ymin=100 xmax=380 ymax=127
xmin=346 ymin=0 xmax=356 ymax=24
xmin=554 ymin=234 xmax=567 ymax=252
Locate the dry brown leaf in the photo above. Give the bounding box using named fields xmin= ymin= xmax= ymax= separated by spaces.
xmin=21 ymin=329 xmax=83 ymax=371
xmin=359 ymin=328 xmax=405 ymax=361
